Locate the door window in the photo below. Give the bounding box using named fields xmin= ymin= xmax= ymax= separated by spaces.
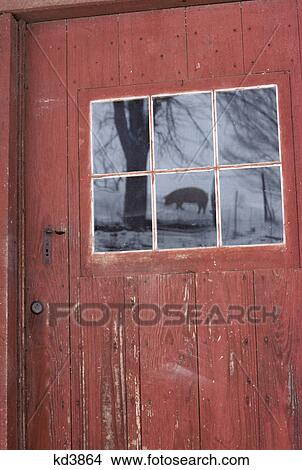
xmin=91 ymin=85 xmax=284 ymax=253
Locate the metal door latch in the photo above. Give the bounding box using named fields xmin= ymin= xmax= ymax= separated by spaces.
xmin=43 ymin=226 xmax=66 ymax=264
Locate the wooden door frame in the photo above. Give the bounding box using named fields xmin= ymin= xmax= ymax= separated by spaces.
xmin=0 ymin=0 xmax=258 ymax=450
xmin=1 ymin=0 xmax=247 ymax=22
xmin=0 ymin=13 xmax=21 ymax=450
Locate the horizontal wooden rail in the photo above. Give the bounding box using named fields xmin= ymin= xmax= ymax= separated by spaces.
xmin=0 ymin=0 xmax=250 ymax=22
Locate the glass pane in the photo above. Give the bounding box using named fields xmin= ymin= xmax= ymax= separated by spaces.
xmin=220 ymin=167 xmax=284 ymax=246
xmin=91 ymin=98 xmax=150 ymax=174
xmin=94 ymin=176 xmax=152 ymax=252
xmin=156 ymin=171 xmax=217 ymax=249
xmin=153 ymin=93 xmax=214 ymax=170
xmin=217 ymin=87 xmax=280 ymax=165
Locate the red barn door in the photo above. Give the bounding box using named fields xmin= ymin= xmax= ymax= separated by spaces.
xmin=24 ymin=1 xmax=302 ymax=450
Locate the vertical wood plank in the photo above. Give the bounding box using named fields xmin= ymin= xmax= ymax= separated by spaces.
xmin=196 ymin=271 xmax=259 ymax=449
xmin=0 ymin=13 xmax=18 ymax=451
xmin=24 ymin=21 xmax=71 ymax=449
xmin=68 ymin=16 xmax=119 ymax=89
xmin=124 ymin=276 xmax=142 ymax=449
xmin=139 ymin=273 xmax=200 ymax=449
xmin=186 ymin=3 xmax=244 ymax=79
xmin=119 ymin=8 xmax=187 ymax=85
xmin=67 ymin=14 xmax=120 ymax=448
xmin=294 ymin=0 xmax=302 ymax=266
xmin=242 ymin=0 xmax=299 ymax=73
xmin=242 ymin=0 xmax=302 ymax=266
xmin=79 ymin=277 xmax=127 ymax=449
xmin=254 ymin=269 xmax=302 ymax=449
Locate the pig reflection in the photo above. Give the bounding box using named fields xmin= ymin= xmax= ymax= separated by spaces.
xmin=164 ymin=187 xmax=209 ymax=214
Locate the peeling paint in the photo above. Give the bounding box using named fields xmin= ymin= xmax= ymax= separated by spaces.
xmin=134 ymin=376 xmax=141 ymax=448
xmin=102 ymin=380 xmax=115 ymax=449
xmin=118 ymin=321 xmax=127 ymax=443
xmin=229 ymin=352 xmax=235 ymax=376
xmin=288 ymin=364 xmax=299 ymax=417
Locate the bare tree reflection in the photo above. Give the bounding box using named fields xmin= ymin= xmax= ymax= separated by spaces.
xmin=93 ymin=87 xmax=282 ymax=242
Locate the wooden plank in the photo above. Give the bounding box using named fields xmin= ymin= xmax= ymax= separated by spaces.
xmin=68 ymin=15 xmax=119 ymax=89
xmin=79 ymin=277 xmax=127 ymax=449
xmin=196 ymin=271 xmax=259 ymax=449
xmin=0 ymin=0 xmax=248 ymax=22
xmin=0 ymin=13 xmax=18 ymax=451
xmin=25 ymin=284 xmax=71 ymax=449
xmin=119 ymin=8 xmax=187 ymax=85
xmin=254 ymin=269 xmax=302 ymax=449
xmin=24 ymin=21 xmax=71 ymax=449
xmin=242 ymin=0 xmax=299 ymax=73
xmin=124 ymin=277 xmax=142 ymax=449
xmin=186 ymin=3 xmax=244 ymax=79
xmin=291 ymin=0 xmax=302 ymax=268
xmin=139 ymin=273 xmax=200 ymax=449
xmin=25 ymin=22 xmax=69 ymax=290
xmin=16 ymin=19 xmax=27 ymax=451
xmin=67 ymin=14 xmax=120 ymax=448
xmin=242 ymin=0 xmax=302 ymax=266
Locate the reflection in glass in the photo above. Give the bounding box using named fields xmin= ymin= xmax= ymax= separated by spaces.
xmin=92 ymin=98 xmax=150 ymax=174
xmin=94 ymin=176 xmax=152 ymax=252
xmin=156 ymin=171 xmax=216 ymax=249
xmin=153 ymin=93 xmax=214 ymax=170
xmin=220 ymin=167 xmax=283 ymax=246
xmin=217 ymin=87 xmax=280 ymax=165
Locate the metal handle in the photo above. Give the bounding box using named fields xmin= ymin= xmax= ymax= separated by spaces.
xmin=45 ymin=226 xmax=66 ymax=235
xmin=43 ymin=226 xmax=67 ymax=264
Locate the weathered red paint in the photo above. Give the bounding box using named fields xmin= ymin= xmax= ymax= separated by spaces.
xmin=24 ymin=21 xmax=71 ymax=449
xmin=0 ymin=13 xmax=18 ymax=450
xmin=78 ymin=73 xmax=299 ymax=277
xmin=186 ymin=3 xmax=244 ymax=78
xmin=0 ymin=0 xmax=301 ymax=451
xmin=20 ymin=1 xmax=302 ymax=450
xmin=254 ymin=269 xmax=302 ymax=449
xmin=196 ymin=271 xmax=259 ymax=449
xmin=0 ymin=0 xmax=249 ymax=22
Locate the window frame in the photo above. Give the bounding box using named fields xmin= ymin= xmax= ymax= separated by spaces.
xmin=78 ymin=72 xmax=299 ymax=276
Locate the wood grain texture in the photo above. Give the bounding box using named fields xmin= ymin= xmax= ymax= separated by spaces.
xmin=287 ymin=0 xmax=302 ymax=267
xmin=139 ymin=273 xmax=200 ymax=449
xmin=196 ymin=271 xmax=259 ymax=449
xmin=186 ymin=3 xmax=244 ymax=78
xmin=254 ymin=269 xmax=302 ymax=449
xmin=119 ymin=8 xmax=187 ymax=85
xmin=21 ymin=0 xmax=302 ymax=451
xmin=0 ymin=13 xmax=18 ymax=451
xmin=7 ymin=14 xmax=20 ymax=451
xmin=0 ymin=0 xmax=249 ymax=22
xmin=24 ymin=21 xmax=71 ymax=449
xmin=25 ymin=22 xmax=69 ymax=289
xmin=242 ymin=0 xmax=299 ymax=73
xmin=68 ymin=15 xmax=119 ymax=89
xmin=67 ymin=14 xmax=120 ymax=448
xmin=79 ymin=277 xmax=127 ymax=449
xmin=242 ymin=0 xmax=302 ymax=271
xmin=124 ymin=277 xmax=142 ymax=449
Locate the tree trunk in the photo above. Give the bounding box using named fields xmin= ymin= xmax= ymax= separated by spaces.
xmin=114 ymin=100 xmax=149 ymax=229
xmin=124 ymin=176 xmax=148 ymax=229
